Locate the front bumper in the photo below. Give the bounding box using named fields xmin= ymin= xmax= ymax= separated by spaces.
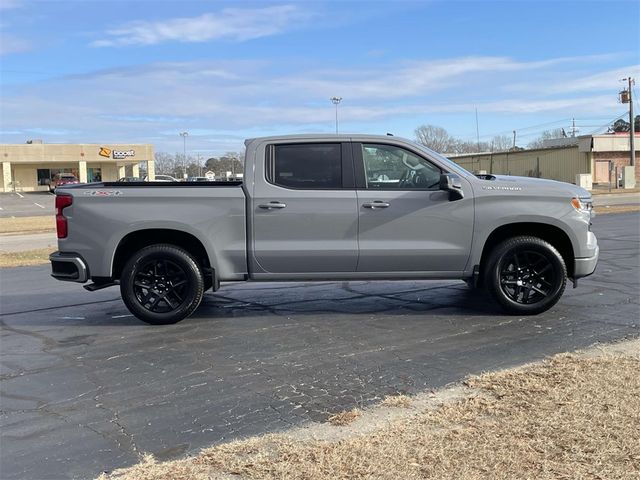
xmin=50 ymin=251 xmax=89 ymax=283
xmin=573 ymin=245 xmax=599 ymax=279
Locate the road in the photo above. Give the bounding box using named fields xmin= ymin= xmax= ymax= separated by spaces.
xmin=1 ymin=213 xmax=639 ymax=480
xmin=592 ymin=192 xmax=640 ymax=207
xmin=0 ymin=192 xmax=55 ymax=218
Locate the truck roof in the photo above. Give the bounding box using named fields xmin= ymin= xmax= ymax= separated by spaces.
xmin=244 ymin=133 xmax=410 ymax=146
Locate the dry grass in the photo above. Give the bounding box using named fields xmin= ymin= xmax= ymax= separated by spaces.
xmin=0 ymin=248 xmax=52 ymax=267
xmin=99 ymin=346 xmax=640 ymax=480
xmin=594 ymin=204 xmax=640 ymax=215
xmin=0 ymin=215 xmax=55 ymax=234
xmin=381 ymin=394 xmax=412 ymax=408
xmin=327 ymin=409 xmax=362 ymax=426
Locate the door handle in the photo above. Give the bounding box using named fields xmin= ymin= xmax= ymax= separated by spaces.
xmin=363 ymin=201 xmax=390 ymax=209
xmin=259 ymin=201 xmax=287 ymax=210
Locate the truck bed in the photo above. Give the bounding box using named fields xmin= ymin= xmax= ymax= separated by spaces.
xmin=99 ymin=181 xmax=243 ymax=187
xmin=56 ymin=181 xmax=248 ymax=281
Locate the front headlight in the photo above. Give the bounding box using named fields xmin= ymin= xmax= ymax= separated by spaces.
xmin=571 ymin=197 xmax=593 ymax=212
xmin=572 ymin=197 xmax=594 ymax=227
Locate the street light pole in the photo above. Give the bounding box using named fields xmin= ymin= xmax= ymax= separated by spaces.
xmin=179 ymin=131 xmax=189 ymax=179
xmin=629 ymin=77 xmax=635 ymax=167
xmin=330 ymin=97 xmax=342 ymax=134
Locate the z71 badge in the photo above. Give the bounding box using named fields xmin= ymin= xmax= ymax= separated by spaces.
xmin=83 ymin=190 xmax=123 ymax=196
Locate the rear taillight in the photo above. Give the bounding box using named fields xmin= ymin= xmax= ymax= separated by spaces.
xmin=55 ymin=194 xmax=73 ymax=239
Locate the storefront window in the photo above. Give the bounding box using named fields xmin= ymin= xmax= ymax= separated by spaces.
xmin=37 ymin=169 xmax=52 ymax=185
xmin=87 ymin=168 xmax=102 ymax=182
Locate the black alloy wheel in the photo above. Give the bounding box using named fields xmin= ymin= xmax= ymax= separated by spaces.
xmin=120 ymin=244 xmax=204 ymax=324
xmin=499 ymin=250 xmax=557 ymax=304
xmin=133 ymin=258 xmax=189 ymax=313
xmin=485 ymin=236 xmax=567 ymax=315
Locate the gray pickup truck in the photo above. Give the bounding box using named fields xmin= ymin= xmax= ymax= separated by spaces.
xmin=50 ymin=134 xmax=598 ymax=324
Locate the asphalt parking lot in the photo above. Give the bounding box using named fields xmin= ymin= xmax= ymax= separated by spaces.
xmin=1 ymin=212 xmax=639 ymax=480
xmin=0 ymin=192 xmax=55 ymax=218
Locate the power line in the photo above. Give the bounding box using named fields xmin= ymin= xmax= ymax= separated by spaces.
xmin=587 ymin=110 xmax=629 ymax=135
xmin=460 ymin=117 xmax=572 ymax=141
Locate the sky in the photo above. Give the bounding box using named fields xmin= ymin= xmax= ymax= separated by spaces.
xmin=0 ymin=0 xmax=639 ymax=156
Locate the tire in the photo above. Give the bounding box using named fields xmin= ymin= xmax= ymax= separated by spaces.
xmin=120 ymin=244 xmax=204 ymax=325
xmin=484 ymin=236 xmax=567 ymax=315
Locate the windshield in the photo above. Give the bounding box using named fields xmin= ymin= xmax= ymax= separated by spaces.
xmin=409 ymin=140 xmax=472 ymax=177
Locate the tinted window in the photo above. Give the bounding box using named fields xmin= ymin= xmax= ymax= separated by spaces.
xmin=362 ymin=143 xmax=441 ymax=190
xmin=268 ymin=143 xmax=342 ymax=189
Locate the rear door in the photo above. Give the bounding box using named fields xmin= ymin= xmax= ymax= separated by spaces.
xmin=354 ymin=142 xmax=474 ymax=273
xmin=251 ymin=141 xmax=359 ymax=274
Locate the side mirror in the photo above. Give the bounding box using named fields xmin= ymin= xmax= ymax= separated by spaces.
xmin=439 ymin=173 xmax=464 ymax=201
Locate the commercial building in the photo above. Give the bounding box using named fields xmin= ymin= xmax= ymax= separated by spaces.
xmin=448 ymin=133 xmax=639 ymax=188
xmin=0 ymin=141 xmax=155 ymax=192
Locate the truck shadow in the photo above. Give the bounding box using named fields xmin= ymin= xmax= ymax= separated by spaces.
xmin=193 ymin=280 xmax=499 ymax=320
xmin=1 ymin=281 xmax=500 ymax=328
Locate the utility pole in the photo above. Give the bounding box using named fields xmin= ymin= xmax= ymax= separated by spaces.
xmin=512 ymin=130 xmax=517 ymax=149
xmin=569 ymin=118 xmax=579 ymax=137
xmin=620 ymin=77 xmax=635 ymax=167
xmin=330 ymin=97 xmax=342 ymax=134
xmin=629 ymin=77 xmax=635 ymax=167
xmin=475 ymin=108 xmax=480 ymax=152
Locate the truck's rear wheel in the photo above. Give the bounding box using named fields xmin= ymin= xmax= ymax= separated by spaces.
xmin=485 ymin=236 xmax=566 ymax=315
xmin=120 ymin=244 xmax=204 ymax=325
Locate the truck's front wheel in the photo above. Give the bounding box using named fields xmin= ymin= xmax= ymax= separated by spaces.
xmin=120 ymin=244 xmax=204 ymax=325
xmin=485 ymin=236 xmax=567 ymax=315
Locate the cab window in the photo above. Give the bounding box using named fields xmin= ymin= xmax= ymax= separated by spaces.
xmin=361 ymin=143 xmax=441 ymax=190
xmin=267 ymin=143 xmax=342 ymax=189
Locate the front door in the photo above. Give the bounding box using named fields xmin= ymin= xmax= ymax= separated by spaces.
xmin=595 ymin=161 xmax=610 ymax=183
xmin=354 ymin=142 xmax=474 ymax=273
xmin=251 ymin=142 xmax=359 ymax=274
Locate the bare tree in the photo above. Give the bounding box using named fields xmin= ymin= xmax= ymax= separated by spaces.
xmin=414 ymin=125 xmax=457 ymax=153
xmin=527 ymin=128 xmax=566 ymax=149
xmin=155 ymin=152 xmax=206 ymax=178
xmin=415 ymin=125 xmax=512 ymax=154
xmin=489 ymin=135 xmax=512 ymax=152
xmin=154 ymin=152 xmax=179 ymax=176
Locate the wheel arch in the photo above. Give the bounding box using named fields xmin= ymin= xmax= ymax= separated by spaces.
xmin=478 ymin=222 xmax=575 ymax=282
xmin=111 ymin=229 xmax=212 ymax=280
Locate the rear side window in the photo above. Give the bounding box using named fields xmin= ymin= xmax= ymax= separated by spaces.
xmin=267 ymin=143 xmax=342 ymax=189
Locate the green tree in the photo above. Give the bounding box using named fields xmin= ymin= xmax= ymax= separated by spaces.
xmin=611 ymin=116 xmax=640 ymax=133
xmin=205 ymin=152 xmax=243 ymax=178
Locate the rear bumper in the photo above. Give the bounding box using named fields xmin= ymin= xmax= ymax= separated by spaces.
xmin=50 ymin=252 xmax=89 ymax=283
xmin=573 ymin=245 xmax=599 ymax=279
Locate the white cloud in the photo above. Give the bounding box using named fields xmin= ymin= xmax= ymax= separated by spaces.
xmin=550 ymin=65 xmax=640 ymax=94
xmin=0 ymin=0 xmax=30 ymax=56
xmin=505 ymin=64 xmax=640 ymax=95
xmin=0 ymin=54 xmax=630 ymax=153
xmin=0 ymin=33 xmax=30 ymax=55
xmin=91 ymin=5 xmax=312 ymax=47
xmin=0 ymin=0 xmax=23 ymax=10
